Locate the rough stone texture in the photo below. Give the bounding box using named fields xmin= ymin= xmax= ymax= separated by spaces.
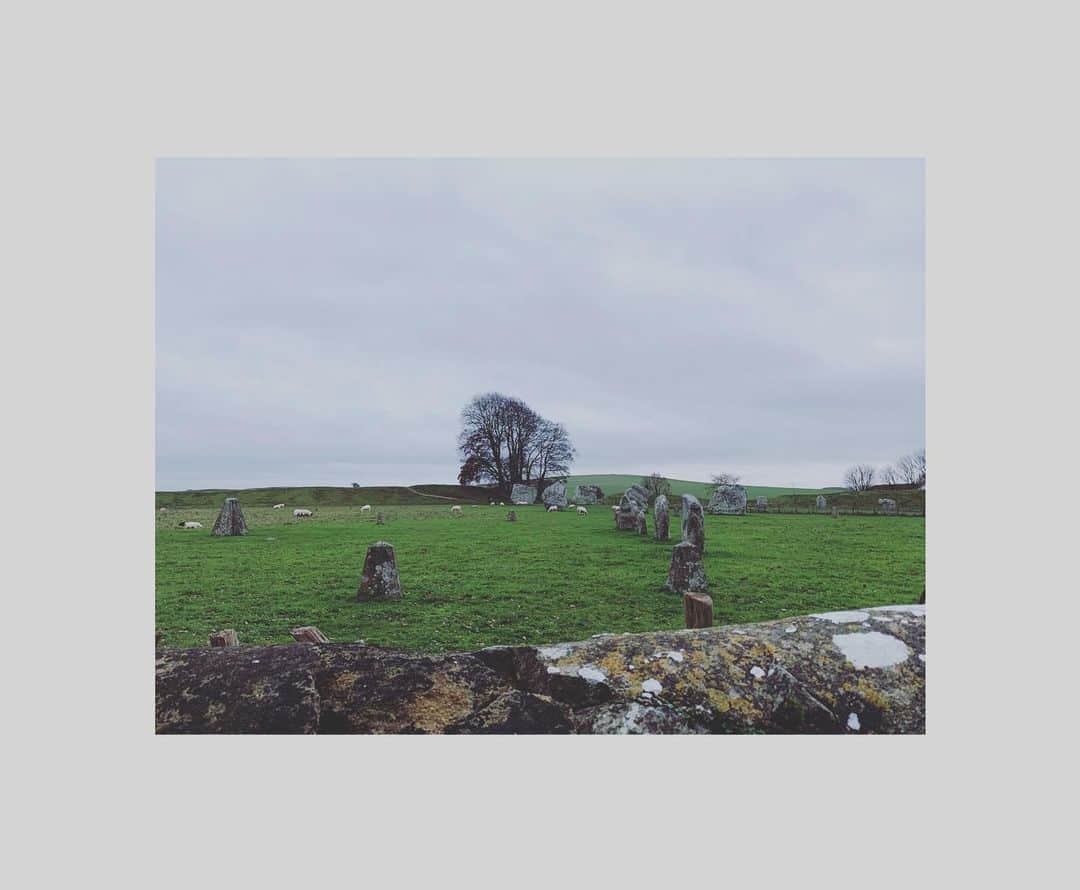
xmin=816 ymin=495 xmax=827 ymax=510
xmin=636 ymin=510 xmax=648 ymax=535
xmin=707 ymin=484 xmax=747 ymax=515
xmin=157 ymin=605 xmax=925 ymax=734
xmin=654 ymin=495 xmax=670 ymax=541
xmin=756 ymin=496 xmax=769 ymax=509
xmin=510 ymin=483 xmax=537 ymax=505
xmin=573 ymin=485 xmax=604 ymax=505
xmin=665 ymin=541 xmax=708 ymax=593
xmin=211 ymin=498 xmax=248 ymax=536
xmin=209 ymin=629 xmax=238 ymax=647
xmin=506 ymin=510 xmax=517 ymax=522
xmin=878 ymin=498 xmax=898 ymax=514
xmin=541 ymin=481 xmax=568 ymax=508
xmin=357 ymin=542 xmax=402 ymax=601
xmin=681 ymin=494 xmax=705 ymax=554
xmin=615 ymin=508 xmax=638 ymax=531
xmin=683 ymin=593 xmax=714 ymax=629
xmin=619 ymin=483 xmax=649 ymax=514
xmin=290 ymin=626 xmax=330 ymax=644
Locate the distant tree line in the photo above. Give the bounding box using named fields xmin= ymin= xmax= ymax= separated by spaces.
xmin=844 ymin=449 xmax=926 ymax=492
xmin=456 ymin=393 xmax=575 ymax=497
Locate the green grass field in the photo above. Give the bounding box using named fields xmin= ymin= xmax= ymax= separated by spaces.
xmin=155 ymin=503 xmax=924 ymax=652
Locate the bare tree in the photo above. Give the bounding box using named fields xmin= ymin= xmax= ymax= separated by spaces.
xmin=895 ymin=450 xmax=927 ymax=488
xmin=844 ymin=464 xmax=876 ymax=492
xmin=457 ymin=393 xmax=575 ymax=496
xmin=711 ymin=472 xmax=741 ymax=486
xmin=878 ymin=464 xmax=899 ymax=485
xmin=641 ymin=472 xmax=672 ymax=501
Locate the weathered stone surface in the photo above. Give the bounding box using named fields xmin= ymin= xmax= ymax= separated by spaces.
xmin=211 ymin=497 xmax=248 ymax=536
xmin=681 ymin=494 xmax=705 ymax=553
xmin=357 ymin=541 xmax=402 ymax=601
xmin=707 ymin=484 xmax=747 ymax=515
xmin=636 ymin=510 xmax=648 ymax=535
xmin=665 ymin=541 xmax=708 ymax=593
xmin=878 ymin=498 xmax=898 ymax=514
xmin=290 ymin=626 xmax=330 ymax=644
xmin=541 ymin=481 xmax=568 ymax=507
xmin=683 ymin=593 xmax=713 ymax=629
xmin=209 ymin=629 xmax=238 ymax=647
xmin=573 ymin=485 xmax=604 ymax=505
xmin=755 ymin=496 xmax=769 ymax=509
xmin=615 ymin=508 xmax=638 ymax=531
xmin=816 ymin=495 xmax=827 ymax=510
xmin=506 ymin=510 xmax=517 ymax=522
xmin=654 ymin=495 xmax=670 ymax=540
xmin=619 ymin=483 xmax=649 ymax=514
xmin=157 ymin=605 xmax=926 ymax=734
xmin=510 ymin=483 xmax=537 ymax=505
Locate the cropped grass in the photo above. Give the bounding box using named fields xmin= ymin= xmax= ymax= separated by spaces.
xmin=156 ymin=504 xmax=924 ymax=652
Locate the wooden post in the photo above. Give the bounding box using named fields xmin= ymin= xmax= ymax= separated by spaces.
xmin=209 ymin=629 xmax=239 ymax=647
xmin=290 ymin=626 xmax=330 ymax=643
xmin=683 ymin=593 xmax=714 ymax=629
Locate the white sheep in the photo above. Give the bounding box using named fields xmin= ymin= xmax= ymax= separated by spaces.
xmin=611 ymin=505 xmax=619 ymax=512
xmin=272 ymin=503 xmax=286 ymax=509
xmin=451 ymin=505 xmax=463 ymax=516
xmin=293 ymin=508 xmax=312 ymax=518
xmin=361 ymin=504 xmax=371 ymax=513
xmin=577 ymin=506 xmax=588 ymax=515
xmin=179 ymin=521 xmax=203 ymax=529
xmin=499 ymin=502 xmax=505 ymax=506
xmin=159 ymin=507 xmax=167 ymax=513
xmin=569 ymin=503 xmax=576 ymax=509
xmin=547 ymin=505 xmax=558 ymax=512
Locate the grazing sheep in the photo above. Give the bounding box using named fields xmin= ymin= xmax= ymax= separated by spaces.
xmin=179 ymin=521 xmax=203 ymax=529
xmin=569 ymin=503 xmax=576 ymax=509
xmin=272 ymin=503 xmax=286 ymax=509
xmin=547 ymin=505 xmax=558 ymax=513
xmin=499 ymin=501 xmax=505 ymax=506
xmin=159 ymin=507 xmax=167 ymax=513
xmin=293 ymin=508 xmax=312 ymax=518
xmin=451 ymin=505 xmax=463 ymax=516
xmin=577 ymin=506 xmax=588 ymax=515
xmin=361 ymin=504 xmax=372 ymax=513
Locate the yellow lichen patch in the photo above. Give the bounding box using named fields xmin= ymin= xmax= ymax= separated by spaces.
xmin=706 ymin=687 xmax=761 ymax=721
xmin=204 ymin=701 xmax=226 ymax=721
xmin=407 ymin=673 xmax=475 ymax=732
xmin=325 ymin=670 xmax=363 ymax=697
xmin=248 ymin=680 xmax=277 ymax=701
xmin=846 ymin=678 xmax=892 ymax=711
xmin=598 ymin=649 xmax=629 ymax=680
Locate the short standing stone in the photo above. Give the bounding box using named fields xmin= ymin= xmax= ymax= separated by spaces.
xmin=878 ymin=497 xmax=898 ymax=514
xmin=290 ymin=626 xmax=330 ymax=644
xmin=542 ymin=481 xmax=568 ymax=508
xmin=511 ymin=483 xmax=537 ymax=505
xmin=357 ymin=541 xmax=402 ymax=601
xmin=376 ymin=511 xmax=385 ymax=525
xmin=665 ymin=541 xmax=708 ymax=593
xmin=683 ymin=592 xmax=714 ymax=629
xmin=707 ymin=485 xmax=747 ymax=515
xmin=654 ymin=495 xmax=670 ymax=541
xmin=209 ymin=629 xmax=239 ymax=647
xmin=636 ymin=511 xmax=648 ymax=535
xmin=506 ymin=510 xmax=517 ymax=522
xmin=681 ymin=494 xmax=705 ymax=553
xmin=573 ymin=485 xmax=604 ymax=505
xmin=816 ymin=495 xmax=827 ymax=510
xmin=211 ymin=497 xmax=248 ymax=536
xmin=755 ymin=495 xmax=768 ymax=510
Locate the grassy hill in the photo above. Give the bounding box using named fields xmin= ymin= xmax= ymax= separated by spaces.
xmin=567 ymin=474 xmax=843 ymax=502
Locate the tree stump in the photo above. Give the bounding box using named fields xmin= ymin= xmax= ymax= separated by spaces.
xmin=683 ymin=593 xmax=714 ymax=629
xmin=636 ymin=510 xmax=648 ymax=535
xmin=654 ymin=495 xmax=670 ymax=541
xmin=506 ymin=511 xmax=517 ymax=522
xmin=665 ymin=541 xmax=708 ymax=593
xmin=357 ymin=541 xmax=403 ymax=601
xmin=209 ymin=629 xmax=239 ymax=647
xmin=682 ymin=505 xmax=705 ymax=554
xmin=211 ymin=497 xmax=248 ymax=536
xmin=290 ymin=626 xmax=330 ymax=643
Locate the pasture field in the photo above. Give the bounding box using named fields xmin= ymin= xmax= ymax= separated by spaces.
xmin=155 ymin=504 xmax=924 ymax=652
xmin=566 ymin=474 xmax=844 ymax=502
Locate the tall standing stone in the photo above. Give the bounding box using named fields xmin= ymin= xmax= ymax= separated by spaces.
xmin=681 ymin=494 xmax=705 ymax=554
xmin=211 ymin=497 xmax=248 ymax=536
xmin=620 ymin=483 xmax=649 ymax=514
xmin=541 ymin=481 xmax=568 ymax=508
xmin=665 ymin=541 xmax=708 ymax=593
xmin=816 ymin=495 xmax=827 ymax=511
xmin=510 ymin=483 xmax=537 ymax=505
xmin=654 ymin=495 xmax=670 ymax=541
xmin=357 ymin=541 xmax=402 ymax=601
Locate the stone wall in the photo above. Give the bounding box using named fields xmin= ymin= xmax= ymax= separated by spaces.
xmin=157 ymin=605 xmax=925 ymax=734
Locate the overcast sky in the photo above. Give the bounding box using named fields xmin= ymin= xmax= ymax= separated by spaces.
xmin=156 ymin=158 xmax=923 ymax=490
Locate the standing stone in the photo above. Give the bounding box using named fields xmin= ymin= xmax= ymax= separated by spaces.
xmin=878 ymin=497 xmax=898 ymax=514
xmin=636 ymin=511 xmax=648 ymax=535
xmin=681 ymin=494 xmax=705 ymax=553
xmin=665 ymin=541 xmax=708 ymax=593
xmin=706 ymin=485 xmax=747 ymax=515
xmin=506 ymin=510 xmax=517 ymax=522
xmin=683 ymin=593 xmax=714 ymax=629
xmin=831 ymin=507 xmax=839 ymax=519
xmin=209 ymin=629 xmax=239 ymax=647
xmin=357 ymin=541 xmax=402 ymax=601
xmin=541 ymin=481 xmax=568 ymax=508
xmin=573 ymin=485 xmax=604 ymax=505
xmin=654 ymin=495 xmax=670 ymax=541
xmin=620 ymin=483 xmax=649 ymax=514
xmin=290 ymin=626 xmax=330 ymax=643
xmin=511 ymin=483 xmax=537 ymax=505
xmin=211 ymin=497 xmax=248 ymax=536
xmin=755 ymin=495 xmax=769 ymax=510
xmin=615 ymin=507 xmax=638 ymax=531
xmin=376 ymin=511 xmax=385 ymax=525
xmin=816 ymin=495 xmax=827 ymax=510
